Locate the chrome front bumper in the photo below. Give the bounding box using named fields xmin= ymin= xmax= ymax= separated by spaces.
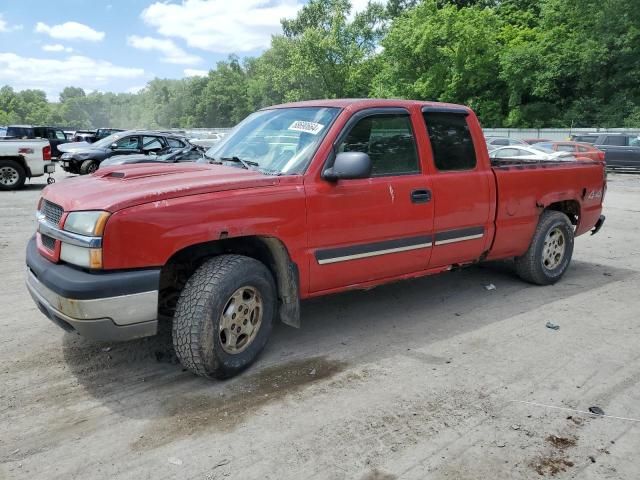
xmin=26 ymin=268 xmax=158 ymax=341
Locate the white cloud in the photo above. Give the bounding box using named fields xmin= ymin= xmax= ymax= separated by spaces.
xmin=184 ymin=68 xmax=208 ymax=77
xmin=0 ymin=52 xmax=144 ymax=99
xmin=127 ymin=35 xmax=202 ymax=65
xmin=42 ymin=44 xmax=73 ymax=53
xmin=141 ymin=0 xmax=377 ymax=54
xmin=35 ymin=21 xmax=105 ymax=42
xmin=0 ymin=14 xmax=22 ymax=32
xmin=141 ymin=0 xmax=303 ymax=54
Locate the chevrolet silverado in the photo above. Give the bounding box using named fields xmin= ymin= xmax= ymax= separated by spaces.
xmin=26 ymin=99 xmax=606 ymax=378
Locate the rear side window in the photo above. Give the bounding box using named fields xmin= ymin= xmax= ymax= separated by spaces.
xmin=494 ymin=148 xmax=521 ymax=158
xmin=557 ymin=144 xmax=575 ymax=152
xmin=423 ymin=113 xmax=476 ymax=171
xmin=142 ymin=136 xmax=164 ymax=151
xmin=8 ymin=127 xmax=32 ymax=138
xmin=167 ymin=138 xmax=186 ymax=148
xmin=604 ymin=136 xmax=626 ymax=146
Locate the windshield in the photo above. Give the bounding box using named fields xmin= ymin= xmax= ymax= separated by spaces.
xmin=205 ymin=107 xmax=340 ymax=174
xmin=92 ymin=132 xmax=127 ymax=148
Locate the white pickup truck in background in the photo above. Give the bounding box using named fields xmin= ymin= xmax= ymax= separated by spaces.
xmin=0 ymin=139 xmax=55 ymax=190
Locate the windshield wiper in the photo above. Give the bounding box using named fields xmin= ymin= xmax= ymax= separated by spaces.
xmin=215 ymin=156 xmax=259 ymax=170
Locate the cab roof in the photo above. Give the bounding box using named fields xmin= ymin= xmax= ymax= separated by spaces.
xmin=266 ymin=98 xmax=471 ymax=112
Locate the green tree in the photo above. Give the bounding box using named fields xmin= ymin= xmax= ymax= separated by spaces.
xmin=372 ymin=1 xmax=506 ymax=125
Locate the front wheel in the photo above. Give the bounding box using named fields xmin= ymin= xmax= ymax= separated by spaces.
xmin=515 ymin=210 xmax=574 ymax=285
xmin=172 ymin=255 xmax=276 ymax=378
xmin=80 ymin=159 xmax=98 ymax=175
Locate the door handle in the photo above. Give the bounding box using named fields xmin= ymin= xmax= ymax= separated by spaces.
xmin=411 ymin=189 xmax=432 ymax=203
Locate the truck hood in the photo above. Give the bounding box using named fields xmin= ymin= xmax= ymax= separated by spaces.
xmin=42 ymin=163 xmax=279 ymax=212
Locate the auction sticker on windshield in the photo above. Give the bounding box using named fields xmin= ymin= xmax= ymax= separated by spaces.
xmin=288 ymin=121 xmax=325 ymax=135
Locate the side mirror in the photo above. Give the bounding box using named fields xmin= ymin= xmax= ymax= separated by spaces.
xmin=110 ymin=143 xmax=118 ymax=149
xmin=323 ymin=152 xmax=372 ymax=181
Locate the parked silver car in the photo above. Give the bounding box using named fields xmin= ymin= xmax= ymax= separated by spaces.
xmin=485 ymin=136 xmax=528 ymax=150
xmin=489 ymin=145 xmax=575 ymax=161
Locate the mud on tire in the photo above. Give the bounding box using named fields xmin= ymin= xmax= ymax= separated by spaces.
xmin=515 ymin=210 xmax=574 ymax=285
xmin=172 ymin=254 xmax=276 ymax=379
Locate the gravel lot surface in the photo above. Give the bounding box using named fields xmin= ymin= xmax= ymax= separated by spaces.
xmin=1 ymin=170 xmax=639 ymax=480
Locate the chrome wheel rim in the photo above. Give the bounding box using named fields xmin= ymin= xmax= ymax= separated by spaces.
xmin=219 ymin=286 xmax=263 ymax=354
xmin=0 ymin=166 xmax=19 ymax=186
xmin=542 ymin=227 xmax=566 ymax=270
xmin=86 ymin=163 xmax=98 ymax=173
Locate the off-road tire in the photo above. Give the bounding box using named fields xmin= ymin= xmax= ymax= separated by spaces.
xmin=0 ymin=160 xmax=26 ymax=191
xmin=515 ymin=210 xmax=574 ymax=285
xmin=79 ymin=159 xmax=98 ymax=175
xmin=172 ymin=255 xmax=276 ymax=379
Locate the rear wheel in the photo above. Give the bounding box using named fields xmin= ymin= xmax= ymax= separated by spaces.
xmin=0 ymin=160 xmax=26 ymax=191
xmin=172 ymin=255 xmax=276 ymax=378
xmin=515 ymin=210 xmax=574 ymax=285
xmin=80 ymin=159 xmax=98 ymax=175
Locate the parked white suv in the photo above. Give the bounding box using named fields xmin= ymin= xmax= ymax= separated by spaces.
xmin=0 ymin=139 xmax=55 ymax=190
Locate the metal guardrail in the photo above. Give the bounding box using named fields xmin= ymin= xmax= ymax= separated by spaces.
xmin=483 ymin=128 xmax=640 ymax=141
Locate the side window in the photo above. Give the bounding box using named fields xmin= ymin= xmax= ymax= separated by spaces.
xmin=493 ymin=138 xmax=508 ymax=146
xmin=142 ymin=136 xmax=164 ymax=151
xmin=557 ymin=144 xmax=575 ymax=152
xmin=423 ymin=112 xmax=476 ymax=171
xmin=629 ymin=137 xmax=640 ymax=147
xmin=577 ymin=145 xmax=589 ymax=152
xmin=114 ymin=136 xmax=140 ymax=150
xmin=338 ymin=114 xmax=419 ymax=176
xmin=495 ymin=148 xmax=519 ymax=158
xmin=604 ymin=136 xmax=626 ymax=146
xmin=55 ymin=130 xmax=66 ymax=140
xmin=167 ymin=138 xmax=186 ymax=148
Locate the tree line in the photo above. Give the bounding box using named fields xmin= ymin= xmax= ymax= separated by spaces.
xmin=1 ymin=0 xmax=638 ymax=129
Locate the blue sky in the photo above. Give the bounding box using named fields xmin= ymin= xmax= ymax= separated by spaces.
xmin=0 ymin=0 xmax=368 ymax=100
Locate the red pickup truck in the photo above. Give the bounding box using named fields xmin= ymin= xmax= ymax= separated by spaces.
xmin=26 ymin=99 xmax=606 ymax=378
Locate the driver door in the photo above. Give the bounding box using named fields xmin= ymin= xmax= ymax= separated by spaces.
xmin=306 ymin=109 xmax=434 ymax=293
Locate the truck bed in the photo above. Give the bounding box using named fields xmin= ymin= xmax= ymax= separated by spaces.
xmin=488 ymin=158 xmax=606 ymax=260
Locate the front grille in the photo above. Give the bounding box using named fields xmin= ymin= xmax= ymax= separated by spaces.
xmin=41 ymin=234 xmax=56 ymax=250
xmin=42 ymin=200 xmax=63 ymax=226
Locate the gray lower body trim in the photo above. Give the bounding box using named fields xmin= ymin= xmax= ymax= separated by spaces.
xmin=315 ymin=235 xmax=432 ymax=265
xmin=434 ymin=226 xmax=485 ymax=246
xmin=27 ymin=269 xmax=158 ymax=341
xmin=315 ymin=227 xmax=486 ymax=265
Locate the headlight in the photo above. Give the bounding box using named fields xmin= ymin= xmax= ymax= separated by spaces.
xmin=64 ymin=211 xmax=110 ymax=236
xmin=61 ymin=211 xmax=110 ymax=269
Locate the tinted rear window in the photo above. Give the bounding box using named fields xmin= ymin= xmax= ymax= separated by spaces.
xmin=423 ymin=113 xmax=476 ymax=171
xmin=7 ymin=127 xmax=33 ymax=138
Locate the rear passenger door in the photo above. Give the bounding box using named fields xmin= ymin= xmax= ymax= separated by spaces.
xmin=142 ymin=136 xmax=166 ymax=154
xmin=421 ymin=109 xmax=493 ymax=268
